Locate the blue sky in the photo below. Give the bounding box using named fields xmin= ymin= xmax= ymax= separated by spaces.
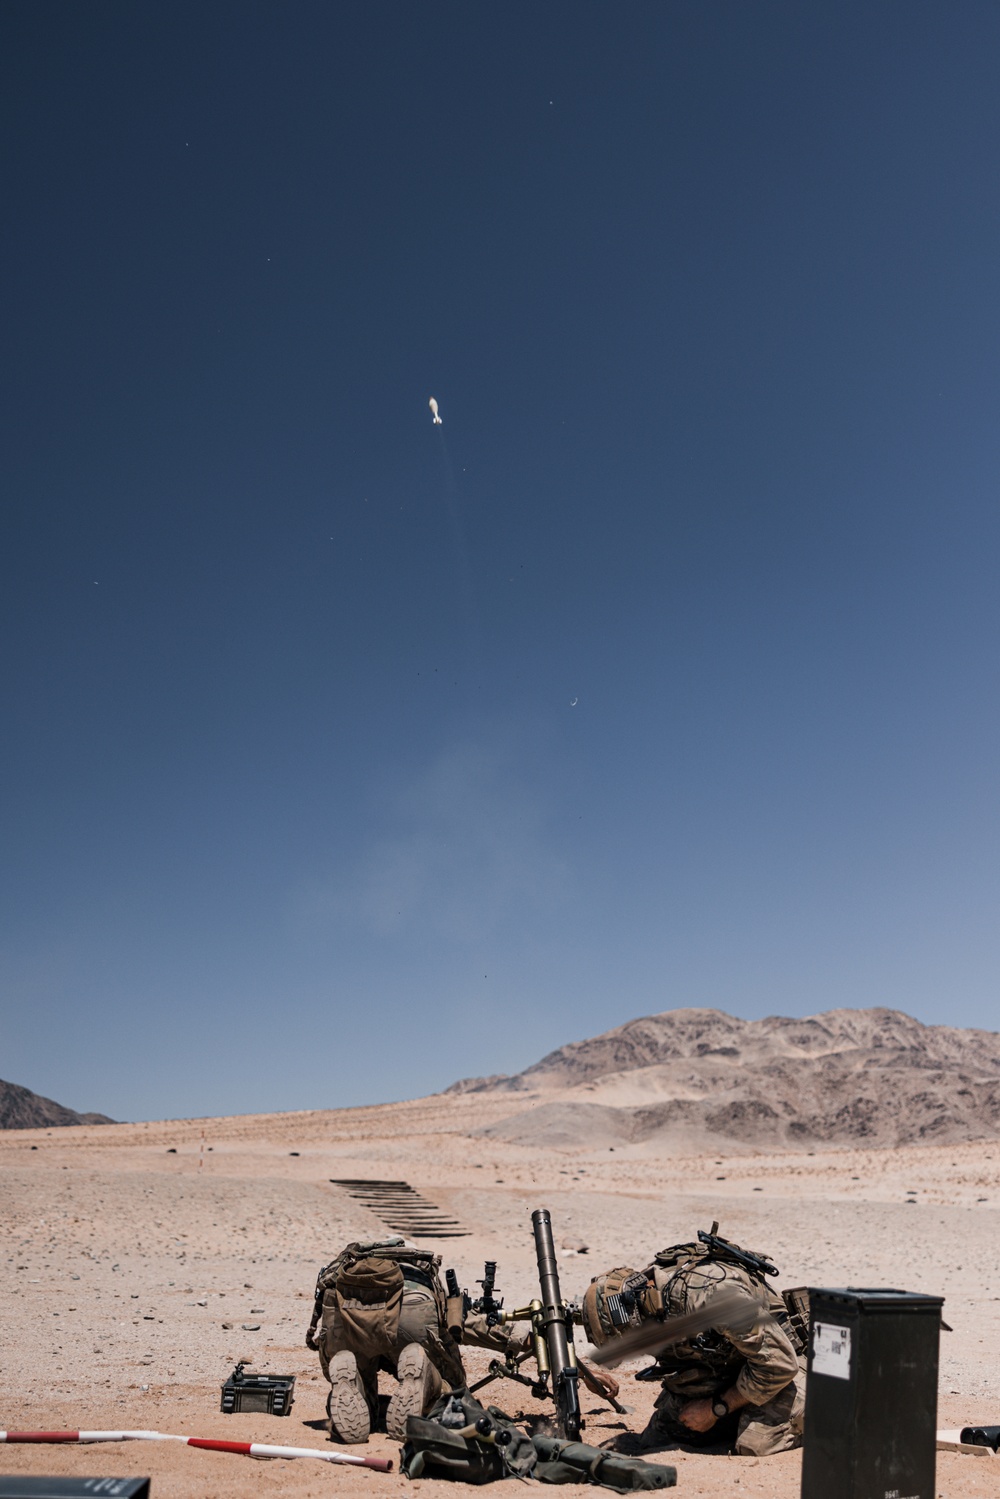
xmin=2 ymin=1 xmax=999 ymax=1121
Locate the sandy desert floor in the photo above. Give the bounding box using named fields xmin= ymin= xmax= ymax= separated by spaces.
xmin=1 ymin=1094 xmax=998 ymax=1497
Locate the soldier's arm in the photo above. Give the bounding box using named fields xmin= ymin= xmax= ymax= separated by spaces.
xmin=678 ymin=1381 xmax=754 ymax=1432
xmin=718 ymin=1299 xmax=800 ymax=1407
xmin=679 ymin=1294 xmax=798 ymax=1433
xmin=459 ymin=1312 xmax=532 ymax=1355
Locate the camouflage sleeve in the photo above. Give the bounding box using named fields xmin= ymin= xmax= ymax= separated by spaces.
xmin=717 ymin=1297 xmax=800 ymax=1407
xmin=459 ymin=1313 xmax=532 ymax=1355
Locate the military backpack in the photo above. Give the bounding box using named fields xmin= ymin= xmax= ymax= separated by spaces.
xmin=305 ymin=1237 xmax=445 ymax=1353
xmin=400 ymin=1392 xmax=678 ymax=1491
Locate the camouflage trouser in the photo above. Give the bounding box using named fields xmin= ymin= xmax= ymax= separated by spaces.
xmin=318 ymin=1285 xmax=465 ymax=1420
xmin=646 ymin=1369 xmax=806 ymax=1456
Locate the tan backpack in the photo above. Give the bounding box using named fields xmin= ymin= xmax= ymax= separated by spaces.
xmin=333 ymin=1255 xmax=407 ymax=1346
xmin=305 ymin=1238 xmax=444 ymax=1352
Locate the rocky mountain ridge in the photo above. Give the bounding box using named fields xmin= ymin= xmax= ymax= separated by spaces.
xmin=448 ymin=1008 xmax=1000 ymax=1149
xmin=0 ymin=1077 xmax=115 ymax=1130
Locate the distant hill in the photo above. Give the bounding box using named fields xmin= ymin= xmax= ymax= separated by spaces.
xmin=0 ymin=1078 xmax=116 ymax=1130
xmin=447 ymin=1008 xmax=1000 ymax=1149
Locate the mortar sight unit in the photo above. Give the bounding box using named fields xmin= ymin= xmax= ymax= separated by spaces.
xmin=473 ymin=1260 xmax=504 ymax=1326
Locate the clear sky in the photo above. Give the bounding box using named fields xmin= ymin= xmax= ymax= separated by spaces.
xmin=3 ymin=1 xmax=999 ymax=1122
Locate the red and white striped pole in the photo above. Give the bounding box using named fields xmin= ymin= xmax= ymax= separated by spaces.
xmin=0 ymin=1430 xmax=392 ymax=1472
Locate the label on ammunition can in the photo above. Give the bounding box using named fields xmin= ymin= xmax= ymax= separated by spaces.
xmin=812 ymin=1321 xmax=852 ymax=1379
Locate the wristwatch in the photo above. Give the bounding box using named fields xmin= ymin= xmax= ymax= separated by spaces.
xmin=711 ymin=1399 xmax=729 ymax=1419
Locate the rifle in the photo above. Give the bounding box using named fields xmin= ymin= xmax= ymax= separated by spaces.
xmin=696 ymin=1225 xmax=778 ymax=1279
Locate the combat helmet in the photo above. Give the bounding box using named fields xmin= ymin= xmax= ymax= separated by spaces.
xmin=581 ymin=1265 xmax=656 ymax=1347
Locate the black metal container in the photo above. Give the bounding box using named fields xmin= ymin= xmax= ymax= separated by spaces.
xmin=0 ymin=1481 xmax=149 ymax=1499
xmin=220 ymin=1360 xmax=295 ymax=1415
xmin=801 ymin=1288 xmax=943 ymax=1499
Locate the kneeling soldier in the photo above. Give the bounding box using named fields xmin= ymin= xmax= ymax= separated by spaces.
xmin=305 ymin=1238 xmax=523 ymax=1443
xmin=581 ymin=1225 xmax=807 ymax=1456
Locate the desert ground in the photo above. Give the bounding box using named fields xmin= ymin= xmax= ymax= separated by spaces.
xmin=2 ymin=1092 xmax=998 ymax=1497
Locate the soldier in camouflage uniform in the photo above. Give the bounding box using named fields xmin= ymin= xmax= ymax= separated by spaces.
xmin=306 ymin=1238 xmax=525 ymax=1445
xmin=581 ymin=1231 xmax=806 ymax=1457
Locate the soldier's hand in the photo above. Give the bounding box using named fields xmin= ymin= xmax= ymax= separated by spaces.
xmin=578 ymin=1357 xmax=620 ymax=1403
xmin=678 ymin=1398 xmax=718 ymax=1433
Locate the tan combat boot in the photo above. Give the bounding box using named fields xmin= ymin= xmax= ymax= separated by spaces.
xmin=386 ymin=1343 xmax=442 ymax=1441
xmin=327 ymin=1349 xmax=371 ymax=1443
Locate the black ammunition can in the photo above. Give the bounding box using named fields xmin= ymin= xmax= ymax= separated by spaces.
xmin=220 ymin=1362 xmax=295 ymax=1415
xmin=801 ymin=1288 xmax=943 ymax=1499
